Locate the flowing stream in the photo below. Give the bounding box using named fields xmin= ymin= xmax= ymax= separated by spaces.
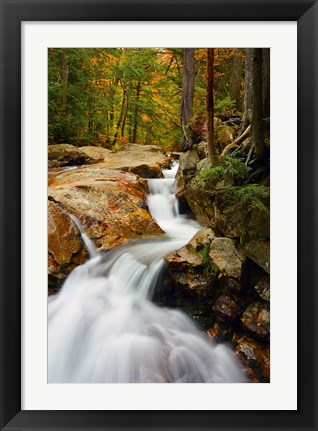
xmin=48 ymin=161 xmax=245 ymax=383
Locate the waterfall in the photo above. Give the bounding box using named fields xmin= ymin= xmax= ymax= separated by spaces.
xmin=48 ymin=161 xmax=245 ymax=383
xmin=67 ymin=213 xmax=98 ymax=259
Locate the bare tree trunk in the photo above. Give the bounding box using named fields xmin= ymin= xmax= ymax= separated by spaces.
xmin=60 ymin=51 xmax=69 ymax=110
xmin=206 ymin=48 xmax=217 ymax=164
xmin=241 ymin=48 xmax=253 ymax=131
xmin=250 ymin=48 xmax=265 ymax=163
xmin=105 ymin=111 xmax=109 ymax=136
xmin=180 ymin=48 xmax=195 ymax=150
xmin=121 ymin=100 xmax=128 ymax=138
xmin=128 ymin=113 xmax=132 ymax=142
xmin=109 ymin=94 xmax=115 ymax=132
xmin=132 ymin=80 xmax=141 ymax=143
xmin=262 ymin=48 xmax=270 ymax=139
xmin=113 ymin=88 xmax=126 ymax=146
xmin=109 ymin=76 xmax=119 ymax=138
xmin=103 ymin=111 xmax=110 ymax=147
xmin=230 ymin=49 xmax=243 ymax=112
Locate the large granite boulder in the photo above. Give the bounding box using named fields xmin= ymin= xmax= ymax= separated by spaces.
xmin=80 ymin=146 xmax=111 ymax=161
xmin=178 ymin=150 xmax=200 ymax=172
xmin=181 ymin=177 xmax=270 ymax=241
xmin=244 ymin=239 xmax=270 ymax=273
xmin=47 ymin=145 xmax=172 ymax=290
xmin=209 ymin=237 xmax=245 ymax=291
xmin=48 ymin=201 xmax=88 ymax=290
xmin=48 ymin=144 xmax=97 ymax=168
xmin=158 ymin=228 xmax=246 ymax=323
xmin=155 ymin=228 xmax=218 ymax=322
xmin=175 ymin=150 xmax=200 ymax=202
xmin=49 ymin=164 xmax=163 ymax=253
xmin=102 ymin=144 xmax=171 ymax=178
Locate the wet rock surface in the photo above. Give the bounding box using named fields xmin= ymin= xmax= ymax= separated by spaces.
xmin=49 ymin=167 xmax=163 ymax=252
xmin=49 ymin=143 xmax=171 ymax=177
xmin=48 ymin=143 xmax=271 ymax=382
xmin=80 ymin=146 xmax=111 ymax=161
xmin=102 ymin=144 xmax=171 ymax=178
xmin=159 ymin=233 xmax=217 ymax=322
xmin=254 ymin=274 xmax=270 ymax=301
xmin=235 ymin=336 xmax=270 ymax=382
xmin=211 ymin=294 xmax=244 ymax=321
xmin=48 ymin=144 xmax=97 ymax=168
xmin=48 ymin=145 xmax=169 ymax=288
xmin=241 ymin=302 xmax=270 ymax=339
xmin=178 ymin=150 xmax=200 ymax=173
xmin=180 ymin=176 xmax=270 ymax=240
xmin=209 ymin=237 xmax=244 ymax=290
xmin=48 ymin=201 xmax=88 ymax=288
xmin=244 ymin=239 xmax=270 ymax=273
xmin=155 ymin=150 xmax=270 ymax=383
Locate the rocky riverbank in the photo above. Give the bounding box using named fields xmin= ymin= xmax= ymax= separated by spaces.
xmin=48 ymin=144 xmax=170 ymax=291
xmin=154 ymin=145 xmax=270 ymax=382
xmin=48 ymin=142 xmax=270 ymax=382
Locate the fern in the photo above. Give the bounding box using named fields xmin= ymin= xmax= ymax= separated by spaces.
xmin=197 ymin=165 xmax=225 ymax=187
xmin=214 ymin=96 xmax=236 ymax=114
xmin=224 ymin=184 xmax=270 ymax=215
xmin=197 ymin=155 xmax=251 ymax=187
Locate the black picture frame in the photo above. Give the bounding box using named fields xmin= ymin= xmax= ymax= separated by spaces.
xmin=0 ymin=0 xmax=317 ymax=430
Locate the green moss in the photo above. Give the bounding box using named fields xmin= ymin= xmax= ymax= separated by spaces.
xmin=201 ymin=244 xmax=219 ymax=276
xmin=201 ymin=244 xmax=211 ymax=266
xmin=186 ymin=244 xmax=197 ymax=254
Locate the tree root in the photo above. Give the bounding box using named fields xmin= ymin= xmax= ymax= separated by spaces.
xmin=220 ymin=124 xmax=251 ymax=157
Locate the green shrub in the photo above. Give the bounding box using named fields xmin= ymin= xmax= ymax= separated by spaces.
xmin=224 ymin=184 xmax=270 ymax=215
xmin=214 ymin=96 xmax=236 ymax=115
xmin=197 ymin=155 xmax=251 ymax=187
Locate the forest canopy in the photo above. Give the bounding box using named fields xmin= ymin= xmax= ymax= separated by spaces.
xmin=49 ymin=48 xmax=266 ymax=153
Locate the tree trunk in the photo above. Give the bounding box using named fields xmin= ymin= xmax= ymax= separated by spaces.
xmin=262 ymin=48 xmax=270 ymax=138
xmin=128 ymin=113 xmax=132 ymax=142
xmin=60 ymin=51 xmax=69 ymax=110
xmin=206 ymin=48 xmax=217 ymax=164
xmin=241 ymin=48 xmax=253 ymax=131
xmin=230 ymin=49 xmax=243 ymax=112
xmin=132 ymin=80 xmax=141 ymax=143
xmin=180 ymin=48 xmax=195 ymax=151
xmin=121 ymin=100 xmax=128 ymax=138
xmin=109 ymin=94 xmax=115 ymax=133
xmin=109 ymin=76 xmax=119 ymax=138
xmin=112 ymin=88 xmax=126 ymax=146
xmin=105 ymin=111 xmax=109 ymax=136
xmin=250 ymin=48 xmax=265 ymax=163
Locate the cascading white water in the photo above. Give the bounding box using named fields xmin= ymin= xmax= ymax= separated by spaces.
xmin=67 ymin=212 xmax=98 ymax=259
xmin=147 ymin=162 xmax=199 ymax=238
xmin=48 ymin=160 xmax=245 ymax=383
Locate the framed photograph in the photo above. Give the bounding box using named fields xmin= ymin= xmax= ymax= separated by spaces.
xmin=0 ymin=0 xmax=317 ymax=430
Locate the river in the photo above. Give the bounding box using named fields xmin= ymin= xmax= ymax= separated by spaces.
xmin=48 ymin=161 xmax=245 ymax=383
